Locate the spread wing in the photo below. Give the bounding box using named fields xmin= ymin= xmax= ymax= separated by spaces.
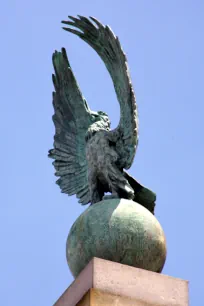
xmin=62 ymin=16 xmax=139 ymax=169
xmin=49 ymin=48 xmax=93 ymax=204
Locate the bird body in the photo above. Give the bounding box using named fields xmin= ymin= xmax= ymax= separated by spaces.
xmin=86 ymin=130 xmax=135 ymax=203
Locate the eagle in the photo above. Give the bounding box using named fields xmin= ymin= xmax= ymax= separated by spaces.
xmin=48 ymin=16 xmax=156 ymax=214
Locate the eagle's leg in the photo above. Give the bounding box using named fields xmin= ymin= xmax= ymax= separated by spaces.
xmin=88 ymin=171 xmax=104 ymax=204
xmin=104 ymin=164 xmax=135 ymax=201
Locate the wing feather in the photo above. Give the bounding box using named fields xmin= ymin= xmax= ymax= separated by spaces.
xmin=49 ymin=48 xmax=93 ymax=205
xmin=62 ymin=16 xmax=138 ymax=169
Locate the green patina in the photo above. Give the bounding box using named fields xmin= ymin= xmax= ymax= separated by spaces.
xmin=49 ymin=16 xmax=167 ymax=278
xmin=49 ymin=16 xmax=156 ymax=212
xmin=67 ymin=199 xmax=166 ymax=278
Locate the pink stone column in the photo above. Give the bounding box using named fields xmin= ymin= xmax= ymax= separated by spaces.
xmin=54 ymin=258 xmax=189 ymax=306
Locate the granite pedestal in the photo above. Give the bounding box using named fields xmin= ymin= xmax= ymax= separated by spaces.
xmin=54 ymin=258 xmax=188 ymax=306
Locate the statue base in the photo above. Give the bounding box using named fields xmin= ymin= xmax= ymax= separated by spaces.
xmin=54 ymin=258 xmax=189 ymax=306
xmin=66 ymin=199 xmax=166 ymax=278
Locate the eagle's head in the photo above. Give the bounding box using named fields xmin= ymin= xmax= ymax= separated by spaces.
xmin=85 ymin=111 xmax=110 ymax=141
xmin=91 ymin=111 xmax=110 ymax=130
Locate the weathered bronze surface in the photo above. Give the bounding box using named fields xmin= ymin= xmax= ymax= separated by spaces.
xmin=49 ymin=16 xmax=156 ymax=214
xmin=49 ymin=16 xmax=167 ymax=276
xmin=67 ymin=199 xmax=166 ymax=278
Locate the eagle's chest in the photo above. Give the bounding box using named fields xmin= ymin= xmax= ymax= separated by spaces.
xmin=86 ymin=131 xmax=118 ymax=171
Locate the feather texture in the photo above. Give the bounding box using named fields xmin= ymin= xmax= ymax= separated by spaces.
xmin=62 ymin=16 xmax=139 ymax=169
xmin=49 ymin=16 xmax=140 ymax=205
xmin=49 ymin=48 xmax=104 ymax=205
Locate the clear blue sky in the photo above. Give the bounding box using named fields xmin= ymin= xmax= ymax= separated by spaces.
xmin=1 ymin=1 xmax=203 ymax=305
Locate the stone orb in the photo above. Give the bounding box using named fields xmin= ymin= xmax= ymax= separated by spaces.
xmin=66 ymin=199 xmax=166 ymax=278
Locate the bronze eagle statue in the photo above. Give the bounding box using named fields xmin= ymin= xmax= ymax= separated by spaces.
xmin=49 ymin=16 xmax=156 ymax=214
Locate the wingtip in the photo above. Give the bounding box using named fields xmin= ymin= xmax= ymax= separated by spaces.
xmin=61 ymin=47 xmax=67 ymax=57
xmin=52 ymin=50 xmax=57 ymax=59
xmin=89 ymin=16 xmax=103 ymax=28
xmin=62 ymin=26 xmax=68 ymax=31
xmin=68 ymin=15 xmax=77 ymax=22
xmin=61 ymin=19 xmax=72 ymax=25
xmin=48 ymin=149 xmax=53 ymax=158
xmin=52 ymin=50 xmax=62 ymax=63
